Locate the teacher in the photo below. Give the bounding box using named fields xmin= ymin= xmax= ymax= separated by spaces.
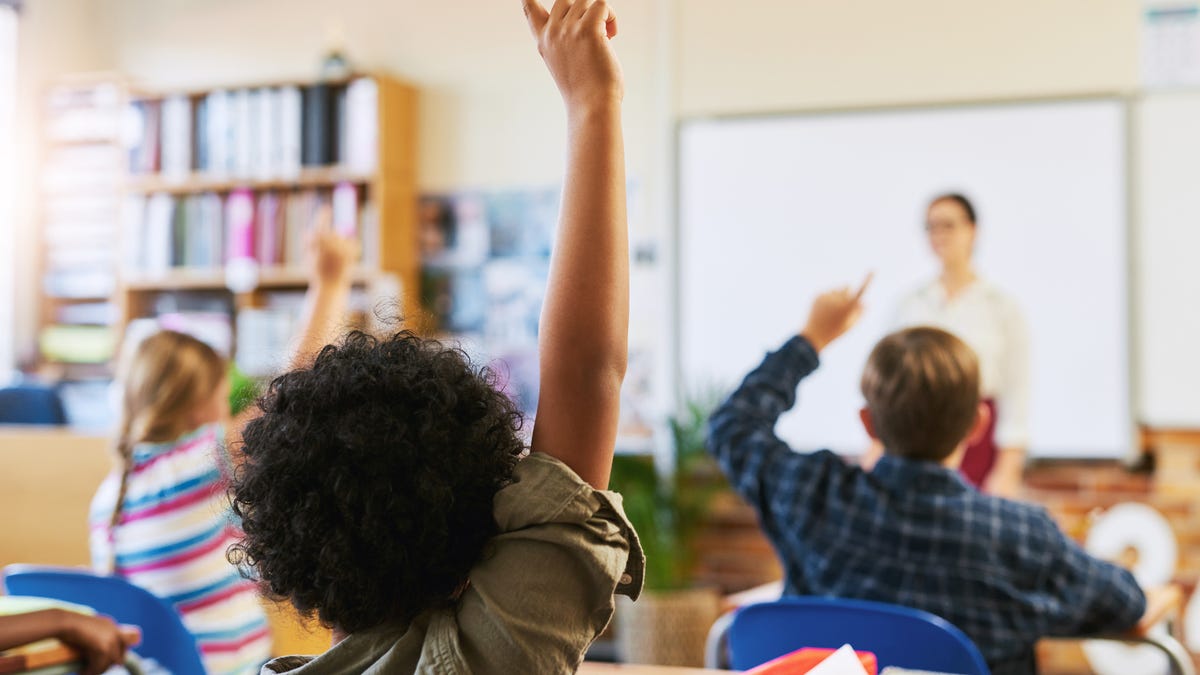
xmin=893 ymin=193 xmax=1030 ymax=497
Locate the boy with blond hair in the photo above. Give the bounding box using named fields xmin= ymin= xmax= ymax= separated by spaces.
xmin=709 ymin=280 xmax=1153 ymax=674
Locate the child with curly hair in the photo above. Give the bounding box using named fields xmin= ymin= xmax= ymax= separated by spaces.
xmin=230 ymin=1 xmax=642 ymax=672
xmin=89 ymin=220 xmax=359 ymax=674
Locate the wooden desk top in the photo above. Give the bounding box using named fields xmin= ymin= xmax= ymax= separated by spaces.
xmin=579 ymin=663 xmax=731 ymax=674
xmin=0 ymin=639 xmax=81 ymax=675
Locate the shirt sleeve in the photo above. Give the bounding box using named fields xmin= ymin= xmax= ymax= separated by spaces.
xmin=452 ymin=452 xmax=644 ymax=675
xmin=706 ymin=336 xmax=842 ymax=531
xmin=994 ymin=296 xmax=1031 ymax=449
xmin=1033 ymin=510 xmax=1147 ymax=637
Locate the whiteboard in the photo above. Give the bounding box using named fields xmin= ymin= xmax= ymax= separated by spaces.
xmin=1135 ymin=93 xmax=1200 ymax=428
xmin=679 ymin=100 xmax=1132 ymax=458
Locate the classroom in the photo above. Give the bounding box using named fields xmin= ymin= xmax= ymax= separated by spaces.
xmin=1 ymin=0 xmax=1199 ymax=673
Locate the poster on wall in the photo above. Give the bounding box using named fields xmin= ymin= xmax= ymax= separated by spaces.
xmin=419 ymin=186 xmax=659 ymax=449
xmin=1142 ymin=0 xmax=1200 ymax=87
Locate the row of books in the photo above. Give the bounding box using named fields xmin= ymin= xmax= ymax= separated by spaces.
xmin=40 ymin=81 xmax=125 ymax=369
xmin=123 ymin=184 xmax=378 ymax=274
xmin=128 ymin=78 xmax=379 ymax=179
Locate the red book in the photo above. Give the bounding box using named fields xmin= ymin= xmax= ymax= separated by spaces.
xmin=746 ymin=648 xmax=878 ymax=675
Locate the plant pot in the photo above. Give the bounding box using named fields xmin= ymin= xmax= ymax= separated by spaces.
xmin=616 ymin=587 xmax=722 ymax=667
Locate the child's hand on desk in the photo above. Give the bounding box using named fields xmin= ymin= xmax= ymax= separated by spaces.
xmin=523 ymin=0 xmax=623 ymax=111
xmin=58 ymin=612 xmax=140 ymax=675
xmin=1134 ymin=584 xmax=1184 ymax=636
xmin=801 ymin=273 xmax=873 ymax=353
xmin=307 ymin=206 xmax=360 ymax=289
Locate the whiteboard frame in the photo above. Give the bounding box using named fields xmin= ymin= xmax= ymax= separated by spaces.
xmin=671 ymin=93 xmax=1141 ymax=459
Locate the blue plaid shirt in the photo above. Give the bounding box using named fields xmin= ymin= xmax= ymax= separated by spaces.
xmin=708 ymin=336 xmax=1146 ymax=674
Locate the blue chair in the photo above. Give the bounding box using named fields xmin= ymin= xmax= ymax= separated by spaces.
xmin=713 ymin=597 xmax=990 ymax=674
xmin=0 ymin=385 xmax=67 ymax=425
xmin=2 ymin=565 xmax=206 ymax=675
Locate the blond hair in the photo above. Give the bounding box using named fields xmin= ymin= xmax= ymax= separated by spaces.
xmin=110 ymin=331 xmax=226 ymax=533
xmin=860 ymin=327 xmax=981 ymax=462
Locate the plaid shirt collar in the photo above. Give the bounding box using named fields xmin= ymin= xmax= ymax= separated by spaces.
xmin=870 ymin=454 xmax=975 ymax=495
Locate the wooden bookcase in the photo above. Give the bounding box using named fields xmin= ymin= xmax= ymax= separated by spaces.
xmin=114 ymin=72 xmax=420 ymax=362
xmin=35 ymin=76 xmax=129 ymax=381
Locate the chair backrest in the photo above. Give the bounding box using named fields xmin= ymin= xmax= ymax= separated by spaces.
xmin=2 ymin=565 xmax=206 ymax=675
xmin=0 ymin=385 xmax=67 ymax=425
xmin=727 ymin=597 xmax=990 ymax=674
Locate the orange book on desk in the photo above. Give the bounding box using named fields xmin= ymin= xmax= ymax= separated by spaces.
xmin=746 ymin=647 xmax=878 ymax=675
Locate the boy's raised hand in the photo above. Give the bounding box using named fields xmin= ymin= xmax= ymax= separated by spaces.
xmin=801 ymin=273 xmax=873 ymax=353
xmin=523 ymin=0 xmax=623 ymax=111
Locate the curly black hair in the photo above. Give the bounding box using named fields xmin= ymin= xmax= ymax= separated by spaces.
xmin=228 ymin=330 xmax=526 ymax=633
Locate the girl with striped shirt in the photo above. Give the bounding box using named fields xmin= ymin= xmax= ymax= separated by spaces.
xmin=90 ymin=219 xmax=358 ymax=674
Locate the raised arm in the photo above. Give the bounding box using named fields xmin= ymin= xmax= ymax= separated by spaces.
xmin=225 ymin=207 xmax=357 ymax=449
xmin=525 ymin=0 xmax=628 ymax=489
xmin=708 ymin=278 xmax=870 ymax=510
xmin=286 ymin=208 xmax=359 ymax=369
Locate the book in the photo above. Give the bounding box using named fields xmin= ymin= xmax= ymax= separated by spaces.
xmin=342 ymin=77 xmax=378 ymax=172
xmin=41 ymin=270 xmax=117 ymax=299
xmin=279 ymin=86 xmax=303 ymax=178
xmin=256 ymin=88 xmax=277 ymax=178
xmin=193 ymin=95 xmax=209 ymax=172
xmin=39 ymin=325 xmax=117 ymax=364
xmin=256 ymin=191 xmax=285 ymax=266
xmin=160 ymin=95 xmax=192 ymax=179
xmin=301 ymin=84 xmax=337 ymax=166
xmin=170 ymin=196 xmax=187 ymax=266
xmin=199 ymin=192 xmax=224 ymax=267
xmin=204 ymin=89 xmax=231 ymax=176
xmin=232 ymin=88 xmax=253 ymax=177
xmin=284 ymin=189 xmax=318 ymax=266
xmin=122 ymin=194 xmax=147 ymax=272
xmin=225 ymin=188 xmax=256 ymax=262
xmin=235 ymin=306 xmax=298 ymax=376
xmin=143 ymin=193 xmax=175 ymax=272
xmin=127 ymin=100 xmax=162 ymax=174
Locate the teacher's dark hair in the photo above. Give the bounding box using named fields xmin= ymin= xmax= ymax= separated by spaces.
xmin=931 ymin=193 xmax=977 ymax=225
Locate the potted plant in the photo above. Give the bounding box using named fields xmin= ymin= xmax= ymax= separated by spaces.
xmin=611 ymin=393 xmax=728 ymax=667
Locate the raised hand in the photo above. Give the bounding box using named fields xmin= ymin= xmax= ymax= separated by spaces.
xmin=523 ymin=0 xmax=623 ymax=111
xmin=307 ymin=205 xmax=360 ymax=288
xmin=801 ymin=273 xmax=873 ymax=352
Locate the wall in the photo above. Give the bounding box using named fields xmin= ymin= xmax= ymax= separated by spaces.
xmin=675 ymin=0 xmax=1140 ymax=117
xmin=88 ymin=0 xmax=668 ymax=193
xmin=11 ymin=0 xmax=1151 ymax=385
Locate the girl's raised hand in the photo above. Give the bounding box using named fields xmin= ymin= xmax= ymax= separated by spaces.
xmin=306 ymin=205 xmax=360 ymax=288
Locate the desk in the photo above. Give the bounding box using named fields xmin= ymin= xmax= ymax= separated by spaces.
xmin=0 ymin=640 xmax=80 ymax=675
xmin=0 ymin=426 xmax=111 ymax=568
xmin=579 ymin=664 xmax=731 ymax=674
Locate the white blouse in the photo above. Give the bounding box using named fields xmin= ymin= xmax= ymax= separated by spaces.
xmin=893 ymin=279 xmax=1030 ymax=449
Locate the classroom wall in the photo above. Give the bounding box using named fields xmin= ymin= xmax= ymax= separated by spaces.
xmin=11 ymin=0 xmax=1149 ymax=379
xmin=675 ymin=0 xmax=1140 ymax=116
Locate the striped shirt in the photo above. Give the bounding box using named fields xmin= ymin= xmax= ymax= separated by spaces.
xmin=89 ymin=423 xmax=271 ymax=675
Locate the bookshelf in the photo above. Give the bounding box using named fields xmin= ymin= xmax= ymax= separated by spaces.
xmin=113 ymin=72 xmax=420 ymax=375
xmin=35 ymin=76 xmax=128 ymax=379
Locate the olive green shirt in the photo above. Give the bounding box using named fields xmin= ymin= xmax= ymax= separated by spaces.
xmin=261 ymin=453 xmax=645 ymax=674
